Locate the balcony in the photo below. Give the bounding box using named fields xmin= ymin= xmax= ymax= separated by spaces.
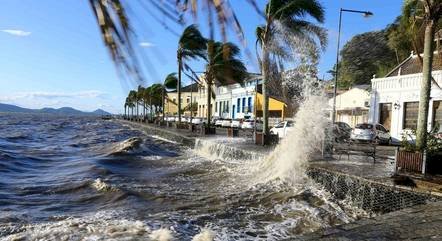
xmin=372 ymin=70 xmax=442 ymax=91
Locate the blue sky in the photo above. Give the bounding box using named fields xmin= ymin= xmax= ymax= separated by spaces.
xmin=0 ymin=0 xmax=403 ymax=113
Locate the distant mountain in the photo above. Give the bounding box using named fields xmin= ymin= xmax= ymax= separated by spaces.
xmin=0 ymin=103 xmax=112 ymax=116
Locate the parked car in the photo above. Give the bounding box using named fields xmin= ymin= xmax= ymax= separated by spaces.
xmin=270 ymin=120 xmax=294 ymax=138
xmin=333 ymin=122 xmax=352 ymax=142
xmin=215 ymin=118 xmax=223 ymax=127
xmin=166 ymin=116 xmax=175 ymax=122
xmin=241 ymin=119 xmax=254 ymax=129
xmin=231 ymin=119 xmax=242 ymax=128
xmin=221 ymin=119 xmax=232 ymax=127
xmin=191 ymin=118 xmax=203 ymax=125
xmin=351 ymin=123 xmax=392 ymax=144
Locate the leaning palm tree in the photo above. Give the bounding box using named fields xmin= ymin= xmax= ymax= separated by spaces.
xmin=89 ymin=0 xmax=259 ymax=88
xmin=205 ymin=41 xmax=248 ymax=125
xmin=255 ymin=0 xmax=327 ymax=142
xmin=163 ymin=73 xmax=178 ymax=121
xmin=177 ymin=25 xmax=207 ymax=125
xmin=403 ymin=0 xmax=442 ymax=150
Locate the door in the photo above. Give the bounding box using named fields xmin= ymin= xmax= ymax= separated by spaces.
xmin=379 ymin=103 xmax=392 ymax=130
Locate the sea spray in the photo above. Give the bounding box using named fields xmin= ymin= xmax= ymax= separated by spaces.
xmin=260 ymin=95 xmax=329 ymax=182
xmin=192 ymin=228 xmax=215 ymax=241
xmin=149 ymin=228 xmax=174 ymax=241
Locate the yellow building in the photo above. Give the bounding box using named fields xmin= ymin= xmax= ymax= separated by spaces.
xmin=164 ymin=83 xmax=198 ymax=117
xmin=255 ymin=92 xmax=287 ymax=119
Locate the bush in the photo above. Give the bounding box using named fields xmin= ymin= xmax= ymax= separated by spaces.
xmin=400 ymin=124 xmax=442 ymax=155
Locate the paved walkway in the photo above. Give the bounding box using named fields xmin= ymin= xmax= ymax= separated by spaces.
xmin=295 ymin=201 xmax=442 ymax=241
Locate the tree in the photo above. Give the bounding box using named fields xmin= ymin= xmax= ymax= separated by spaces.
xmin=177 ymin=25 xmax=207 ymax=124
xmin=338 ymin=30 xmax=397 ymax=87
xmin=128 ymin=90 xmax=137 ymax=119
xmin=204 ymin=41 xmax=248 ymax=124
xmin=163 ymin=73 xmax=178 ymax=121
xmin=401 ymin=0 xmax=442 ymax=150
xmin=255 ymin=0 xmax=327 ymax=140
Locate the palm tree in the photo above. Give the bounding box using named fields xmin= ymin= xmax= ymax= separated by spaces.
xmin=255 ymin=0 xmax=327 ymax=141
xmin=89 ymin=1 xmax=260 ymax=85
xmin=177 ymin=25 xmax=207 ymax=125
xmin=128 ymin=90 xmax=137 ymax=120
xmin=204 ymin=41 xmax=248 ymax=125
xmin=403 ymin=0 xmax=442 ymax=150
xmin=124 ymin=97 xmax=130 ymax=119
xmin=163 ymin=73 xmax=178 ymax=121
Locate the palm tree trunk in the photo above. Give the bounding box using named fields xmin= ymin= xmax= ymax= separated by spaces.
xmin=206 ymin=40 xmax=215 ymax=126
xmin=416 ymin=20 xmax=436 ymax=150
xmin=178 ymin=55 xmax=182 ymax=125
xmin=262 ymin=46 xmax=270 ymax=139
xmin=162 ymin=88 xmax=165 ymax=122
xmin=207 ymin=82 xmax=212 ymax=126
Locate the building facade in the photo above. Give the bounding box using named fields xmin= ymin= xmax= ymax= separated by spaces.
xmin=164 ymin=83 xmax=198 ymax=117
xmin=369 ymin=53 xmax=442 ymax=141
xmin=328 ymin=86 xmax=370 ymax=127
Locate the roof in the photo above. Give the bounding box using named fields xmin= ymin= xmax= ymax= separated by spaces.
xmin=385 ymin=53 xmax=442 ymax=77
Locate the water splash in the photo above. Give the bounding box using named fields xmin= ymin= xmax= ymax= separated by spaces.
xmin=91 ymin=178 xmax=117 ymax=192
xmin=191 ymin=228 xmax=215 ymax=241
xmin=149 ymin=228 xmax=174 ymax=241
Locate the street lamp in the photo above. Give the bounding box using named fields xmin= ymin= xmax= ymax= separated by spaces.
xmin=332 ymin=8 xmax=373 ymax=124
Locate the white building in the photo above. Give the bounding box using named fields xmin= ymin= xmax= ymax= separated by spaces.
xmin=213 ymin=80 xmax=256 ymax=119
xmin=328 ymin=86 xmax=370 ymax=127
xmin=369 ymin=53 xmax=442 ymax=141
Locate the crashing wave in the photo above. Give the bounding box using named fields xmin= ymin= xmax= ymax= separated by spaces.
xmin=109 ymin=137 xmax=143 ymax=155
xmin=91 ymin=178 xmax=118 ymax=192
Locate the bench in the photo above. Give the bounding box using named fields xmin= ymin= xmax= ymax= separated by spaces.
xmin=333 ymin=142 xmax=377 ymax=162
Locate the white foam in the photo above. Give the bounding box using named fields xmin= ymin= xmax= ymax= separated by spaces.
xmin=192 ymin=228 xmax=215 ymax=241
xmin=149 ymin=228 xmax=174 ymax=241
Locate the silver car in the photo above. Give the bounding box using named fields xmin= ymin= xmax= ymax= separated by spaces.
xmin=351 ymin=123 xmax=392 ymax=145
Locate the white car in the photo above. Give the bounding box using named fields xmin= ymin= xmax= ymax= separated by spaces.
xmin=241 ymin=120 xmax=254 ymax=129
xmin=221 ymin=119 xmax=232 ymax=127
xmin=231 ymin=119 xmax=241 ymax=128
xmin=270 ymin=120 xmax=294 ymax=138
xmin=215 ymin=119 xmax=223 ymax=127
xmin=191 ymin=118 xmax=204 ymax=125
xmin=166 ymin=116 xmax=175 ymax=122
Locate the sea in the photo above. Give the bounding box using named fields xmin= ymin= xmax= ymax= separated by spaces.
xmin=0 ymin=113 xmax=365 ymax=240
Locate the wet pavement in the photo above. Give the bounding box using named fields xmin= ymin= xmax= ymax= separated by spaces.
xmin=295 ymin=201 xmax=442 ymax=241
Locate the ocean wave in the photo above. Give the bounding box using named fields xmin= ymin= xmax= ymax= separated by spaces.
xmin=107 ymin=137 xmax=143 ymax=155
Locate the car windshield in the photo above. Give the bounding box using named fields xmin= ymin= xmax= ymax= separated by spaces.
xmin=355 ymin=123 xmax=373 ymax=129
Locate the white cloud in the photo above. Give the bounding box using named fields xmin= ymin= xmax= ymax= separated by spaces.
xmin=1 ymin=29 xmax=31 ymax=37
xmin=139 ymin=41 xmax=154 ymax=48
xmin=0 ymin=90 xmax=107 ymax=101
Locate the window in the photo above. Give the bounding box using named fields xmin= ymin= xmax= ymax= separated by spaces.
xmin=173 ymin=98 xmax=176 ymax=103
xmin=248 ymin=97 xmax=252 ymax=113
xmin=186 ymin=97 xmax=190 ymax=103
xmin=215 ymin=102 xmax=218 ymax=112
xmin=403 ymin=102 xmax=419 ymax=130
xmin=237 ymin=98 xmax=240 ymax=113
xmin=226 ymin=101 xmax=229 ymax=112
xmin=242 ymin=97 xmax=246 ymax=113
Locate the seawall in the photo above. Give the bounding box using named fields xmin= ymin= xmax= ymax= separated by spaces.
xmin=121 ymin=120 xmax=441 ymax=214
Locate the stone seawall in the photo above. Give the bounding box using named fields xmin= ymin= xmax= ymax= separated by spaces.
xmin=121 ymin=120 xmax=196 ymax=148
xmin=307 ymin=166 xmax=442 ymax=213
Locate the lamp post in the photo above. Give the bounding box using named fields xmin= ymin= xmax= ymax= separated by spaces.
xmin=332 ymin=8 xmax=373 ymax=124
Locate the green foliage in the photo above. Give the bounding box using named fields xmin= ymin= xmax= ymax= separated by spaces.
xmin=400 ymin=125 xmax=442 ymax=154
xmin=338 ymin=30 xmax=397 ymax=87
